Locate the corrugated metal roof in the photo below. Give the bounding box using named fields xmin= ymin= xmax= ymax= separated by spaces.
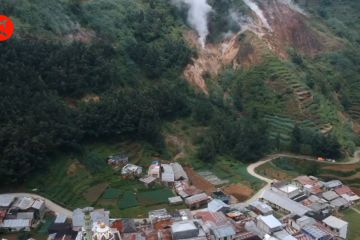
xmin=322 ymin=191 xmax=339 ymax=201
xmin=0 ymin=195 xmax=15 ymax=207
xmin=302 ymin=225 xmax=329 ymax=238
xmin=168 ymin=196 xmax=183 ymax=204
xmin=16 ymin=212 xmax=34 ymax=220
xmin=55 ymin=214 xmax=67 ymax=223
xmin=171 ymin=162 xmax=188 ymax=181
xmin=32 ymin=199 xmax=45 ymax=210
xmin=322 ymin=216 xmax=348 ymax=229
xmin=261 ymin=189 xmax=311 ymax=216
xmin=330 ymin=197 xmax=349 ymax=208
xmin=211 ymin=223 xmax=236 ymax=238
xmin=17 ymin=197 xmax=35 ymax=210
xmin=324 ymin=180 xmax=342 ymax=189
xmin=207 ymin=199 xmax=229 ymax=212
xmin=258 ymin=215 xmax=282 ymax=229
xmin=161 ymin=164 xmax=174 ymax=183
xmin=1 ymin=219 xmax=31 ymax=228
xmin=185 ymin=193 xmax=209 ymax=205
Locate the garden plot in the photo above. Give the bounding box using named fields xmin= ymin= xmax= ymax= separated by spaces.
xmin=197 ymin=171 xmax=229 ymax=186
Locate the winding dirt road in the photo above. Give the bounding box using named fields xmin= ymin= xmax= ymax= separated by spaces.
xmin=242 ymin=150 xmax=360 ymax=204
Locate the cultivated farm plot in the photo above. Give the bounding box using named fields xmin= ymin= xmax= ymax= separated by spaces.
xmin=197 ymin=171 xmax=229 ymax=186
xmin=83 ymin=182 xmax=109 ymax=203
xmin=102 ymin=188 xmax=122 ymax=199
xmin=119 ymin=192 xmax=138 ymax=209
xmin=137 ymin=189 xmax=174 ymax=206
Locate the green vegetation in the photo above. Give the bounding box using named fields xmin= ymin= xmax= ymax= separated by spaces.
xmin=102 ymin=188 xmax=122 ymax=200
xmin=137 ymin=189 xmax=174 ymax=206
xmin=119 ymin=192 xmax=138 ymax=209
xmin=342 ymin=208 xmax=360 ymax=240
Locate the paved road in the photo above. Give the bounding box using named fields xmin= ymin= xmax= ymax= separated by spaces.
xmin=0 ymin=192 xmax=72 ymax=218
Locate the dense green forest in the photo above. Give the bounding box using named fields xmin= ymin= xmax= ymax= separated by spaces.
xmin=0 ymin=0 xmax=359 ymax=184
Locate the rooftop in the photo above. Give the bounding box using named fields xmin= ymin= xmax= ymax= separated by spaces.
xmin=330 ymin=197 xmax=349 ymax=208
xmin=324 ymin=180 xmax=342 ymax=189
xmin=211 ymin=223 xmax=236 ymax=238
xmin=161 ymin=164 xmax=175 ymax=183
xmin=0 ymin=195 xmax=15 ymax=207
xmin=185 ymin=193 xmax=209 ymax=205
xmin=302 ymin=225 xmax=329 ymax=239
xmin=322 ymin=191 xmax=339 ymax=201
xmin=207 ymin=199 xmax=229 ymax=212
xmin=261 ymin=189 xmax=311 ymax=216
xmin=1 ymin=219 xmax=31 ymax=228
xmin=16 ymin=197 xmax=35 ymax=210
xmin=279 ymin=184 xmax=299 ymax=193
xmin=322 ymin=216 xmax=348 ymax=229
xmin=171 ymin=162 xmax=188 ymax=181
xmin=171 ymin=220 xmax=198 ymax=233
xmin=257 ymin=215 xmax=282 ymax=229
xmin=139 ymin=175 xmax=156 ymax=184
xmin=249 ymin=200 xmax=273 ymax=214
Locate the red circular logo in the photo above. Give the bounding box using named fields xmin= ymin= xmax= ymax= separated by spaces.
xmin=0 ymin=15 xmax=14 ymax=42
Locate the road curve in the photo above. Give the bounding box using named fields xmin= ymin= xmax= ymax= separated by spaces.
xmin=0 ymin=192 xmax=72 ymax=218
xmin=242 ymin=149 xmax=360 ymax=204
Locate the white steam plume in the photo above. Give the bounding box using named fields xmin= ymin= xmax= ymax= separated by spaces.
xmin=278 ymin=0 xmax=307 ymax=15
xmin=172 ymin=0 xmax=212 ymax=48
xmin=242 ymin=0 xmax=272 ymax=31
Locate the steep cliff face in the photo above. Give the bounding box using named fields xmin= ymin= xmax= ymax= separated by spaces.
xmin=182 ymin=0 xmax=337 ymax=93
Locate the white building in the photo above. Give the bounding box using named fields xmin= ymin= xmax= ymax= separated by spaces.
xmin=121 ymin=164 xmax=142 ymax=177
xmin=256 ymin=215 xmax=283 ymax=235
xmin=322 ymin=215 xmax=348 ymax=239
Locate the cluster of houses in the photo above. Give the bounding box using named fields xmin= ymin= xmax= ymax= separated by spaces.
xmin=44 ymin=175 xmax=357 ymax=240
xmin=0 ymin=195 xmax=46 ymax=232
xmin=1 ymin=173 xmax=358 ymax=240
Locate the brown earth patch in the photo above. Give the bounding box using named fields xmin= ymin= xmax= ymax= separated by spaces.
xmin=184 ymin=167 xmax=215 ymax=194
xmin=97 ymin=199 xmax=117 ymax=207
xmin=83 ymin=182 xmax=109 ymax=203
xmin=351 ymin=187 xmax=360 ymax=196
xmin=223 ymin=184 xmax=254 ymax=202
xmin=67 ymin=160 xmax=86 ymax=176
xmin=322 ymin=164 xmax=358 ymax=172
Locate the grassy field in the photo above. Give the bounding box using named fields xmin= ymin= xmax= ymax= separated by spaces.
xmin=341 ymin=208 xmax=360 ymax=240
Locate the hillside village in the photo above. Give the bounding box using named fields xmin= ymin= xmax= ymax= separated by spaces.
xmin=1 ymin=156 xmax=359 ymax=240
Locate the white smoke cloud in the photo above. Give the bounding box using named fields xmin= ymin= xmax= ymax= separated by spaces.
xmin=242 ymin=0 xmax=272 ymax=31
xmin=278 ymin=0 xmax=307 ymax=15
xmin=172 ymin=0 xmax=212 ymax=48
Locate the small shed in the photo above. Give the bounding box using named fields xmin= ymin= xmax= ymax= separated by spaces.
xmin=207 ymin=199 xmax=230 ymax=213
xmin=121 ymin=164 xmax=142 ymax=178
xmin=139 ymin=176 xmax=157 ymax=188
xmin=185 ymin=193 xmax=209 ymax=209
xmin=161 ymin=164 xmax=175 ymax=186
xmin=107 ymin=154 xmax=128 ymax=167
xmin=168 ymin=196 xmax=183 ymax=205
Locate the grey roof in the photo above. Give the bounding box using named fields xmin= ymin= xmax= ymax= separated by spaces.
xmin=161 ymin=164 xmax=175 ymax=182
xmin=296 ymin=216 xmax=316 ymax=228
xmin=302 ymin=225 xmax=329 ymax=239
xmin=1 ymin=219 xmax=31 ymax=228
xmin=16 ymin=212 xmax=34 ymax=220
xmin=171 ymin=162 xmax=188 ymax=181
xmin=330 ymin=197 xmax=349 ymax=208
xmin=324 ymin=180 xmax=342 ymax=189
xmin=257 ymin=215 xmax=282 ymax=229
xmin=16 ymin=197 xmax=35 ymax=210
xmin=169 ymin=196 xmax=183 ymax=204
xmin=211 ymin=223 xmax=236 ymax=238
xmin=249 ymin=200 xmax=273 ymax=214
xmin=171 ymin=220 xmax=200 ymax=240
xmin=207 ymin=199 xmax=229 ymax=212
xmin=261 ymin=189 xmax=311 ymax=216
xmin=273 ymin=230 xmax=297 ymax=240
xmin=185 ymin=193 xmax=209 ymax=205
xmin=54 ymin=214 xmax=67 ymax=224
xmin=149 ymin=208 xmax=171 ymax=222
xmin=139 ymin=175 xmax=156 ymax=184
xmin=322 ymin=191 xmax=339 ymax=201
xmin=0 ymin=195 xmax=15 ymax=207
xmin=32 ymin=199 xmax=45 ymax=210
xmin=322 ymin=216 xmax=348 ymax=229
